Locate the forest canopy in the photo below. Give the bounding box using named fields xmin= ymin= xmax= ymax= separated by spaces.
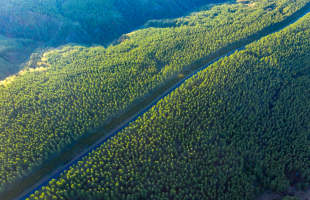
xmin=0 ymin=0 xmax=225 ymax=46
xmin=0 ymin=36 xmax=41 ymax=80
xmin=30 ymin=12 xmax=310 ymax=200
xmin=0 ymin=0 xmax=310 ymax=196
xmin=0 ymin=0 xmax=226 ymax=80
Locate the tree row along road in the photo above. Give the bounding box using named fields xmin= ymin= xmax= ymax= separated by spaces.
xmin=17 ymin=5 xmax=310 ymax=200
xmin=2 ymin=1 xmax=309 ymax=197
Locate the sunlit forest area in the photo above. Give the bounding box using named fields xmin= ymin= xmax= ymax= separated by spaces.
xmin=0 ymin=0 xmax=228 ymax=80
xmin=31 ymin=11 xmax=310 ymax=200
xmin=1 ymin=0 xmax=310 ymax=199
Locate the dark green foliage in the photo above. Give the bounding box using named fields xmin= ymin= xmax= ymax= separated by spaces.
xmin=0 ymin=36 xmax=41 ymax=80
xmin=31 ymin=11 xmax=310 ymax=200
xmin=1 ymin=0 xmax=230 ymax=81
xmin=0 ymin=0 xmax=225 ymax=46
xmin=1 ymin=0 xmax=310 ymax=196
xmin=0 ymin=0 xmax=228 ymax=81
xmin=282 ymin=197 xmax=299 ymax=200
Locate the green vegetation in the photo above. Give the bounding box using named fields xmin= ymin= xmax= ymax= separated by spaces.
xmin=0 ymin=36 xmax=40 ymax=80
xmin=31 ymin=12 xmax=310 ymax=199
xmin=282 ymin=197 xmax=299 ymax=200
xmin=1 ymin=0 xmax=310 ymax=197
xmin=0 ymin=0 xmax=222 ymax=80
xmin=0 ymin=0 xmax=224 ymax=46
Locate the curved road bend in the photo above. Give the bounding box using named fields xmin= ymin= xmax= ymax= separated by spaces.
xmin=17 ymin=7 xmax=310 ymax=200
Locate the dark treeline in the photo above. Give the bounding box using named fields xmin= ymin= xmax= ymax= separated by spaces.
xmin=0 ymin=0 xmax=225 ymax=80
xmin=0 ymin=36 xmax=41 ymax=80
xmin=0 ymin=0 xmax=224 ymax=46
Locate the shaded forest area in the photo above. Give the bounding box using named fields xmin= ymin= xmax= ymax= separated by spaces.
xmin=0 ymin=0 xmax=225 ymax=46
xmin=0 ymin=0 xmax=225 ymax=80
xmin=0 ymin=36 xmax=42 ymax=80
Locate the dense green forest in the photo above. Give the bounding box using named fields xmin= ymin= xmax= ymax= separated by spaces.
xmin=0 ymin=0 xmax=224 ymax=80
xmin=0 ymin=36 xmax=41 ymax=80
xmin=29 ymin=12 xmax=310 ymax=199
xmin=0 ymin=0 xmax=309 ymax=196
xmin=0 ymin=0 xmax=224 ymax=46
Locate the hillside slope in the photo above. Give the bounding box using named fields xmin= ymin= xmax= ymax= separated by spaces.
xmin=0 ymin=0 xmax=310 ymax=197
xmin=0 ymin=0 xmax=224 ymax=46
xmin=0 ymin=36 xmax=41 ymax=80
xmin=0 ymin=0 xmax=225 ymax=81
xmin=32 ymin=11 xmax=310 ymax=200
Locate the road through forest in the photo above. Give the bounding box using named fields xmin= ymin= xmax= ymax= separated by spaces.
xmin=17 ymin=6 xmax=310 ymax=200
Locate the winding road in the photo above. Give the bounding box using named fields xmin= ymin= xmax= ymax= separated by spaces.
xmin=16 ymin=6 xmax=310 ymax=200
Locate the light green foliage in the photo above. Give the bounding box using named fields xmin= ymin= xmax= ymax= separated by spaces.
xmin=0 ymin=0 xmax=309 ymax=195
xmin=33 ymin=12 xmax=310 ymax=199
xmin=0 ymin=0 xmax=222 ymax=80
